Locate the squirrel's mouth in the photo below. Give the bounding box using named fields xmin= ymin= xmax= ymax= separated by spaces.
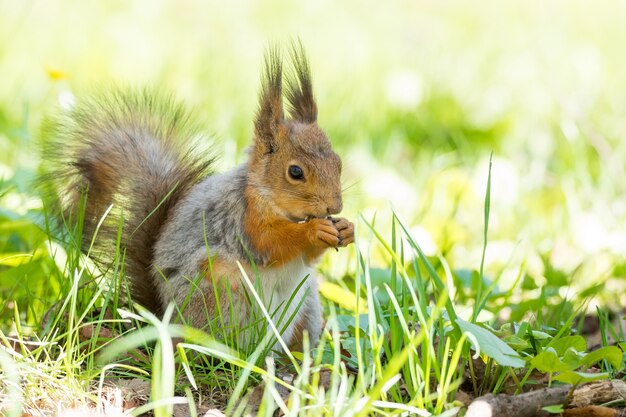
xmin=286 ymin=214 xmax=311 ymax=224
xmin=287 ymin=214 xmax=331 ymax=224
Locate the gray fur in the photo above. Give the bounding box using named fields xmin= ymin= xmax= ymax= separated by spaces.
xmin=154 ymin=164 xmax=252 ymax=278
xmin=153 ymin=163 xmax=320 ymax=349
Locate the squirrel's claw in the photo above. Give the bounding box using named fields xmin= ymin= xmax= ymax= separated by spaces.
xmin=332 ymin=217 xmax=354 ymax=247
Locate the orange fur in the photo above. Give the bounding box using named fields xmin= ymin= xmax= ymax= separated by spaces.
xmin=200 ymin=256 xmax=253 ymax=292
xmin=287 ymin=306 xmax=325 ymax=352
xmin=243 ymin=185 xmax=338 ymax=267
xmin=288 ymin=315 xmax=307 ymax=351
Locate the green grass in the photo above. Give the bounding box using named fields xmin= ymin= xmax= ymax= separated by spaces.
xmin=2 ymin=1 xmax=626 ymax=415
xmin=1 ymin=174 xmax=624 ymax=415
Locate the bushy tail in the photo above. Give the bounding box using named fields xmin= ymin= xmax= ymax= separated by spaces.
xmin=40 ymin=89 xmax=213 ymax=314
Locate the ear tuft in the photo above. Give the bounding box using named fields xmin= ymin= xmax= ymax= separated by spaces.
xmin=285 ymin=40 xmax=317 ymax=123
xmin=255 ymin=46 xmax=284 ymax=153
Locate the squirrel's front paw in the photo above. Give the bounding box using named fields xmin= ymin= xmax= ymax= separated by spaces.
xmin=331 ymin=217 xmax=354 ymax=247
xmin=308 ymin=218 xmax=340 ymax=248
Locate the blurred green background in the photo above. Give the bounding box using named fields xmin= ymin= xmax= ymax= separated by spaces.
xmin=1 ymin=0 xmax=625 ymax=319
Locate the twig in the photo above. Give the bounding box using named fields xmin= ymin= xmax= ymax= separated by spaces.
xmin=466 ymin=380 xmax=626 ymax=417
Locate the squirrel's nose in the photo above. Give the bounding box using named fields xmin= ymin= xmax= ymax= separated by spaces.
xmin=326 ymin=198 xmax=343 ymax=215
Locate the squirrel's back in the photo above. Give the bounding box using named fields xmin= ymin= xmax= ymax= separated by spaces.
xmin=40 ymin=89 xmax=213 ymax=313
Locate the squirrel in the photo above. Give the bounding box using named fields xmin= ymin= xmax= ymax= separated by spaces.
xmin=40 ymin=45 xmax=354 ymax=351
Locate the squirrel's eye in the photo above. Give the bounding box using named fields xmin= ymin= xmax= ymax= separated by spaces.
xmin=288 ymin=165 xmax=304 ymax=180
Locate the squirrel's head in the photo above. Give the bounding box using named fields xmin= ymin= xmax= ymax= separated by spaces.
xmin=247 ymin=44 xmax=343 ymax=223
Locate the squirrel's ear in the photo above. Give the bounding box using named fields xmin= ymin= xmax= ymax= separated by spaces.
xmin=285 ymin=41 xmax=317 ymax=123
xmin=254 ymin=47 xmax=284 ymax=153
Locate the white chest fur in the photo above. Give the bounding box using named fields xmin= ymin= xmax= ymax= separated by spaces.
xmin=257 ymin=257 xmax=314 ymax=311
xmin=240 ymin=257 xmax=320 ymax=350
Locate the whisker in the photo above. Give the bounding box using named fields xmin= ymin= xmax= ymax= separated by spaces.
xmin=342 ymin=180 xmax=361 ymax=193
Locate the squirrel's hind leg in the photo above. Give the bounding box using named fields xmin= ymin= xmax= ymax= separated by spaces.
xmin=286 ymin=278 xmax=323 ymax=352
